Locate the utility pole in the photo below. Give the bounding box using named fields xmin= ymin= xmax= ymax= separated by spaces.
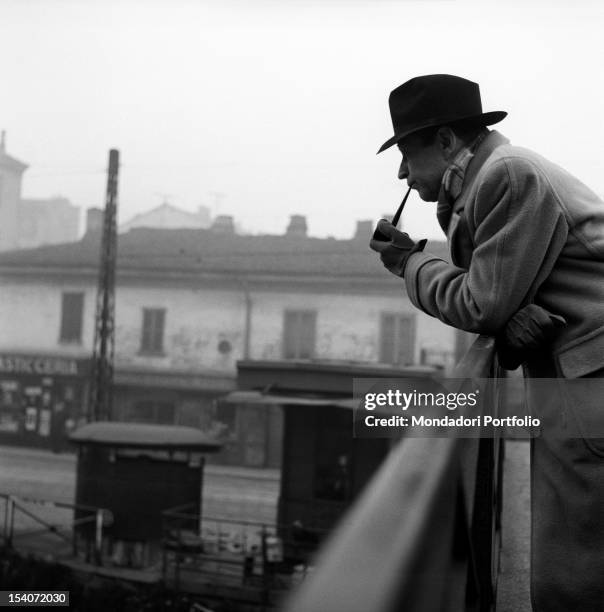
xmin=88 ymin=149 xmax=119 ymax=421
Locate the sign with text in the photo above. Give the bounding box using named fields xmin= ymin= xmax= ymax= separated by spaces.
xmin=353 ymin=377 xmax=604 ymax=439
xmin=0 ymin=354 xmax=89 ymax=377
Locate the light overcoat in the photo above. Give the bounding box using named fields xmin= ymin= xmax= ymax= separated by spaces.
xmin=402 ymin=130 xmax=604 ymax=611
xmin=404 ymin=130 xmax=604 ymax=378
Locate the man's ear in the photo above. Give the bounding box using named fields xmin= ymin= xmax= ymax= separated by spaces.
xmin=436 ymin=126 xmax=458 ymax=159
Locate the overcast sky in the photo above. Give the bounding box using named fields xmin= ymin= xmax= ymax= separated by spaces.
xmin=2 ymin=0 xmax=603 ymax=239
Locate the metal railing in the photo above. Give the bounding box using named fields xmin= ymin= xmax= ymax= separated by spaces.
xmin=161 ymin=504 xmax=330 ymax=605
xmin=0 ymin=493 xmax=110 ymax=564
xmin=284 ymin=336 xmax=504 ymax=612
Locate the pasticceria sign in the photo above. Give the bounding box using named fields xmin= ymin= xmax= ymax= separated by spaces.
xmin=0 ymin=354 xmax=89 ymax=377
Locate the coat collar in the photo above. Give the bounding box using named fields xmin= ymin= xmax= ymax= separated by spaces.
xmin=436 ymin=130 xmax=509 ymax=234
xmin=453 ymin=130 xmax=510 ymax=214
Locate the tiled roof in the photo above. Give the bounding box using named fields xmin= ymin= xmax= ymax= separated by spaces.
xmin=0 ymin=227 xmax=450 ymax=278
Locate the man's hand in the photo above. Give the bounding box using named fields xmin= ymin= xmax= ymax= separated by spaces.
xmin=496 ymin=304 xmax=567 ymax=370
xmin=369 ymin=219 xmax=427 ymax=277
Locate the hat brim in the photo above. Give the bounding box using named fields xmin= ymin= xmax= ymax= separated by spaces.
xmin=376 ymin=110 xmax=507 ymax=154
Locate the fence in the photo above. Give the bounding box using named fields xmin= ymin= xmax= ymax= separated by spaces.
xmin=0 ymin=493 xmax=110 ymax=564
xmin=162 ymin=504 xmax=331 ymax=605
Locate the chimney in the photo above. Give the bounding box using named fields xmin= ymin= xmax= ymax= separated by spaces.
xmin=211 ymin=214 xmax=235 ymax=234
xmin=354 ymin=220 xmax=373 ymax=240
xmin=286 ymin=214 xmax=307 ymax=238
xmin=85 ymin=207 xmax=103 ymax=237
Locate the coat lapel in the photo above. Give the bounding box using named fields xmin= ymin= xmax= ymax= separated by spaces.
xmin=447 ymin=131 xmax=509 ymax=268
xmin=453 ymin=130 xmax=510 ymax=216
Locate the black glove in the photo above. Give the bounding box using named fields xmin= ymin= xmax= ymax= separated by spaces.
xmin=369 ymin=219 xmax=427 ymax=277
xmin=496 ymin=304 xmax=566 ymax=370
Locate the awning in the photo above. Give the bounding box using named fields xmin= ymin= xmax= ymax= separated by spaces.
xmin=222 ymin=390 xmax=359 ymax=410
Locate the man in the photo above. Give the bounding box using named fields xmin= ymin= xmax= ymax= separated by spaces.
xmin=369 ymin=74 xmax=604 ymax=611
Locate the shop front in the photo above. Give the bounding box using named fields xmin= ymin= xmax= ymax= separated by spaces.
xmin=0 ymin=353 xmax=90 ymax=451
xmin=110 ymin=368 xmax=283 ymax=469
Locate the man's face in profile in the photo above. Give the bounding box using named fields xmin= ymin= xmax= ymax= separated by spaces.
xmin=396 ymin=132 xmax=449 ymax=202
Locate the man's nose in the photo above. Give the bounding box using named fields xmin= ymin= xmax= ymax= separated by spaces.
xmin=398 ymin=159 xmax=408 ymax=181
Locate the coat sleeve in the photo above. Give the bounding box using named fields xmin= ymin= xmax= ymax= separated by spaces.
xmin=403 ymin=157 xmax=569 ymax=334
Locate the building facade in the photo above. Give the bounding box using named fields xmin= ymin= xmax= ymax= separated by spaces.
xmin=18 ymin=197 xmax=80 ymax=249
xmin=0 ymin=133 xmax=80 ymax=250
xmin=119 ymin=201 xmax=212 ymax=233
xmin=0 ymin=132 xmax=27 ymax=252
xmin=0 ymin=219 xmax=458 ymax=465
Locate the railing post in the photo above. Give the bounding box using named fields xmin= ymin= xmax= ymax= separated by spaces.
xmin=2 ymin=496 xmax=6 ymax=546
xmin=72 ymin=523 xmax=78 ymax=559
xmin=7 ymin=496 xmax=15 ymax=548
xmin=4 ymin=496 xmax=14 ymax=548
xmin=261 ymin=524 xmax=270 ymax=605
xmin=94 ymin=509 xmax=104 ymax=565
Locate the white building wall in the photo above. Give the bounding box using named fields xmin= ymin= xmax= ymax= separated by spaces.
xmin=0 ymin=279 xmax=95 ymax=355
xmin=248 ymin=289 xmax=454 ymax=364
xmin=0 ymin=277 xmax=456 ymax=371
xmin=115 ymin=286 xmax=246 ymax=372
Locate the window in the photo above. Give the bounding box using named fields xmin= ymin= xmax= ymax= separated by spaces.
xmin=59 ymin=292 xmax=84 ymax=343
xmin=379 ymin=313 xmax=416 ymax=365
xmin=140 ymin=308 xmax=166 ymax=354
xmin=283 ymin=310 xmax=316 ymax=359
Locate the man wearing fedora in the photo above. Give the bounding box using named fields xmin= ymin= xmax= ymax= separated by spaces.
xmin=369 ymin=74 xmax=604 ymax=611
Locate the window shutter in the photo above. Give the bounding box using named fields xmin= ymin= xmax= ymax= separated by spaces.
xmin=396 ymin=316 xmax=415 ymax=365
xmin=141 ymin=308 xmax=166 ymax=353
xmin=299 ymin=311 xmax=316 ymax=359
xmin=283 ymin=310 xmax=317 ymax=359
xmin=59 ymin=292 xmax=84 ymax=343
xmin=380 ymin=313 xmax=396 ymax=363
xmin=380 ymin=313 xmax=415 ymax=365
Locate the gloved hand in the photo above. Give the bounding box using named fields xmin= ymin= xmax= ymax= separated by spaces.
xmin=496 ymin=304 xmax=567 ymax=370
xmin=369 ymin=219 xmax=427 ymax=277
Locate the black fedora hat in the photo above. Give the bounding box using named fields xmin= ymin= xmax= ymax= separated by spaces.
xmin=377 ymin=74 xmax=507 ymax=154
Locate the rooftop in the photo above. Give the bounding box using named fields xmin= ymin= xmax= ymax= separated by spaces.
xmin=119 ymin=202 xmax=211 ymax=233
xmin=0 ymin=226 xmax=449 ymax=278
xmin=69 ymin=422 xmax=222 ymax=451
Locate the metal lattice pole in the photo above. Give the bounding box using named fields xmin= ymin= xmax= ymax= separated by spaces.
xmin=88 ymin=149 xmax=119 ymax=422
